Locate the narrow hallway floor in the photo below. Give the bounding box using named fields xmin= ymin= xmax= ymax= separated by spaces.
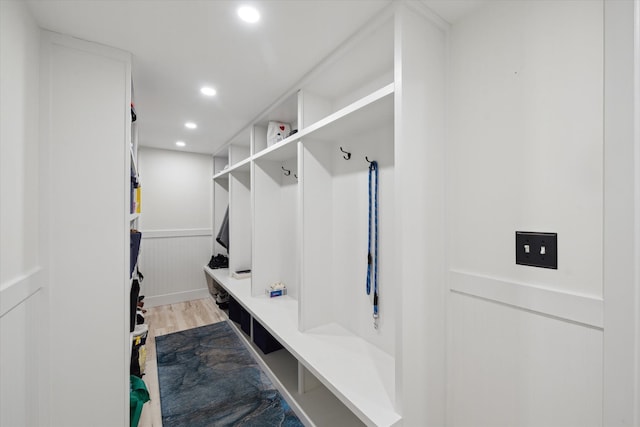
xmin=137 ymin=297 xmax=226 ymax=427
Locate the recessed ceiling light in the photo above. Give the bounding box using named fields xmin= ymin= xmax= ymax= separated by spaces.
xmin=237 ymin=5 xmax=260 ymax=23
xmin=176 ymin=141 xmax=186 ymax=147
xmin=200 ymin=86 xmax=217 ymax=96
xmin=185 ymin=122 xmax=197 ymax=129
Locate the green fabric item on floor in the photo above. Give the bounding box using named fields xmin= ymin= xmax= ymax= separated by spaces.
xmin=130 ymin=375 xmax=150 ymax=427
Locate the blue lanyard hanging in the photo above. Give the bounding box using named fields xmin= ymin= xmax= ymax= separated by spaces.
xmin=366 ymin=160 xmax=379 ymax=329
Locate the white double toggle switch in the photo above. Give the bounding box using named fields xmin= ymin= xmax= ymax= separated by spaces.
xmin=515 ymin=231 xmax=557 ymax=269
xmin=523 ymin=244 xmax=546 ymax=255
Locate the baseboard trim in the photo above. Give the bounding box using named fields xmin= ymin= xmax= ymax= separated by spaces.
xmin=145 ymin=288 xmax=212 ymax=308
xmin=140 ymin=229 xmax=212 ymax=239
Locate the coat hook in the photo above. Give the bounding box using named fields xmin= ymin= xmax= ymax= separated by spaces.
xmin=294 ymin=173 xmax=298 ymax=179
xmin=281 ymin=166 xmax=291 ymax=176
xmin=365 ymin=156 xmax=373 ymax=164
xmin=339 ymin=146 xmax=351 ymax=160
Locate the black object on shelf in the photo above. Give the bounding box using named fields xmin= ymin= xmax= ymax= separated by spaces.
xmin=130 ymin=231 xmax=142 ymax=277
xmin=253 ymin=319 xmax=283 ymax=354
xmin=208 ymin=254 xmax=228 ymax=269
xmin=130 ymin=279 xmax=140 ymax=332
xmin=228 ymin=296 xmax=241 ymax=323
xmin=240 ymin=307 xmax=251 ymax=336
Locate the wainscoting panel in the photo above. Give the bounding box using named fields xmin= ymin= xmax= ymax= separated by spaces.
xmin=139 ymin=229 xmax=213 ymax=307
xmin=449 ymin=270 xmax=603 ymax=328
xmin=1 ymin=269 xmax=44 ymax=427
xmin=448 ymin=290 xmax=603 ymax=427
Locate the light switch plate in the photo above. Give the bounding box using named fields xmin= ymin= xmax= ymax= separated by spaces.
xmin=515 ymin=231 xmax=557 ymax=269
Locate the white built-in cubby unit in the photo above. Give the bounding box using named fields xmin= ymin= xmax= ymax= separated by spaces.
xmin=206 ymin=4 xmax=446 ymax=426
xmin=40 ymin=31 xmax=134 ymax=425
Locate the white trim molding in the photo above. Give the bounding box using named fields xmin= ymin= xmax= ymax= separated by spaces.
xmin=603 ymin=0 xmax=640 ymax=424
xmin=449 ymin=270 xmax=603 ymax=328
xmin=634 ymin=1 xmax=640 ymax=421
xmin=140 ymin=228 xmax=213 ymax=239
xmin=0 ymin=267 xmax=43 ymax=317
xmin=144 ymin=288 xmax=211 ymax=308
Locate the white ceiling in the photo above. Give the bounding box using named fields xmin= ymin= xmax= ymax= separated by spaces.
xmin=27 ymin=0 xmax=484 ymax=155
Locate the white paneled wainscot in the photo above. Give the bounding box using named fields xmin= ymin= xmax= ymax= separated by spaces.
xmin=139 ymin=229 xmax=213 ymax=306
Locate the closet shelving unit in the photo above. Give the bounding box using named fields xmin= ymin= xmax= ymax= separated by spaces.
xmin=41 ymin=30 xmax=143 ymax=424
xmin=206 ymin=4 xmax=443 ymax=426
xmin=129 ymin=113 xmax=140 ymax=349
xmin=206 ymin=11 xmax=397 ymax=425
xmin=129 ymin=127 xmax=140 ymax=226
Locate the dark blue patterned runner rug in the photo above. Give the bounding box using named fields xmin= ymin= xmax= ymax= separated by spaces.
xmin=156 ymin=321 xmax=303 ymax=427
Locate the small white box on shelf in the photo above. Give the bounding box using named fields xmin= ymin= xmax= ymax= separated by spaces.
xmin=266 ymin=288 xmax=287 ymax=298
xmin=232 ymin=269 xmax=251 ymax=279
xmin=266 ymin=282 xmax=287 ymax=297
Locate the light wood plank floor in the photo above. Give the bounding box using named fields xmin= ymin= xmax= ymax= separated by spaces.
xmin=137 ymin=297 xmax=227 ymax=427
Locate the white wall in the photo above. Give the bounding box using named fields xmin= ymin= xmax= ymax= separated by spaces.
xmin=446 ymin=1 xmax=604 ymax=425
xmin=0 ymin=0 xmax=40 ymax=283
xmin=138 ymin=147 xmax=213 ymax=231
xmin=0 ymin=2 xmax=44 ymax=426
xmin=137 ymin=147 xmax=213 ymax=306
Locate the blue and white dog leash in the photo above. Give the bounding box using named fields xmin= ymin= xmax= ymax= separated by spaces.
xmin=366 ymin=160 xmax=379 ymax=329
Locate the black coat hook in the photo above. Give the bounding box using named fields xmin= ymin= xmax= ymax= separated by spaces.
xmin=365 ymin=156 xmax=373 ymax=164
xmin=339 ymin=146 xmax=351 ymax=160
xmin=281 ymin=166 xmax=291 ymax=176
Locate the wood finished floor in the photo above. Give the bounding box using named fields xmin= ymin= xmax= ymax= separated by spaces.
xmin=137 ymin=297 xmax=227 ymax=427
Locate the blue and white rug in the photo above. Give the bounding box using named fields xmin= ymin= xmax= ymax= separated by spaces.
xmin=156 ymin=321 xmax=303 ymax=427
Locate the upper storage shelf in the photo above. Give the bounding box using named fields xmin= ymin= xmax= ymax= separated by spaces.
xmin=249 ymin=16 xmax=394 ymax=161
xmin=253 ymin=83 xmax=393 ymax=163
xmin=253 ymin=92 xmax=298 ymax=155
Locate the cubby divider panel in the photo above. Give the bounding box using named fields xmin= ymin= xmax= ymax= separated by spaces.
xmin=300 ymin=120 xmax=395 ymax=356
xmin=253 ymin=156 xmax=299 ymax=299
xmin=229 ymin=170 xmax=252 ymax=275
xmin=213 ymin=174 xmax=229 ymax=256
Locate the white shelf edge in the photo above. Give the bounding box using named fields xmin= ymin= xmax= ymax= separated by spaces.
xmin=299 ymin=82 xmax=394 ymax=138
xmin=213 ymin=156 xmax=251 ymax=180
xmin=204 ymin=266 xmax=400 ymax=427
xmin=212 ymin=170 xmax=229 ymax=180
xmin=252 ymin=83 xmax=394 ymax=162
xmin=252 ymin=134 xmax=299 ymax=162
xmin=229 ymin=157 xmax=251 ymax=173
